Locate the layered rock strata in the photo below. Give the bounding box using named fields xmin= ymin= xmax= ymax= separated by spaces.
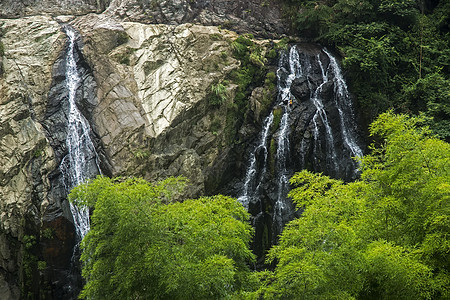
xmin=0 ymin=11 xmax=279 ymax=298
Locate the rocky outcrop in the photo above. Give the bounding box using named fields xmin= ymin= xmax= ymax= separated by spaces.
xmin=105 ymin=0 xmax=288 ymax=38
xmin=0 ymin=9 xmax=281 ymax=297
xmin=0 ymin=0 xmax=289 ymax=39
xmin=70 ymin=14 xmax=247 ymax=197
xmin=0 ymin=16 xmax=63 ymax=299
xmin=0 ymin=0 xmax=111 ymax=18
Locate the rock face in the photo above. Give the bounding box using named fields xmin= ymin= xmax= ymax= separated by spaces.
xmin=0 ymin=0 xmax=288 ymax=38
xmin=69 ymin=14 xmax=246 ymax=197
xmin=0 ymin=16 xmax=64 ymax=299
xmin=0 ymin=0 xmax=111 ymax=18
xmin=105 ymin=0 xmax=288 ymax=38
xmin=0 ymin=6 xmax=283 ymax=297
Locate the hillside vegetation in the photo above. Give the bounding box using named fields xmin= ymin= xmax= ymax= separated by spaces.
xmin=283 ymin=0 xmax=449 ymax=141
xmin=72 ymin=113 xmax=449 ymax=299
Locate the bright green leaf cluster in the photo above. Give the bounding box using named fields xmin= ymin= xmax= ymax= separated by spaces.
xmin=69 ymin=177 xmax=256 ymax=299
xmin=257 ymin=112 xmax=449 ymax=299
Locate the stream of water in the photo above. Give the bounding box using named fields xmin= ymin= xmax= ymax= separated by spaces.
xmin=60 ymin=26 xmax=101 ymax=240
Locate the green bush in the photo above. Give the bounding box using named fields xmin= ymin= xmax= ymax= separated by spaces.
xmin=209 ymin=82 xmax=228 ymax=106
xmin=69 ymin=177 xmax=256 ymax=299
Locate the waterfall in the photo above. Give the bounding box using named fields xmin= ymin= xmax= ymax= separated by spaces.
xmin=307 ymin=49 xmax=363 ymax=177
xmin=238 ymin=112 xmax=274 ymax=210
xmin=272 ymin=46 xmax=302 ymax=234
xmin=311 ymin=55 xmax=338 ymax=172
xmin=59 ymin=26 xmax=101 ymax=240
xmin=324 ymin=49 xmax=363 ymax=159
xmin=237 ymin=45 xmax=364 ymax=261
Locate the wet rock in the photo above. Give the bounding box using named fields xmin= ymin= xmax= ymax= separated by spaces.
xmin=290 ymin=76 xmax=310 ymax=102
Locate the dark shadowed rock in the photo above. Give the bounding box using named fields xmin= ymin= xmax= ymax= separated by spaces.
xmin=105 ymin=0 xmax=289 ymax=38
xmin=290 ymin=76 xmax=310 ymax=102
xmin=0 ymin=0 xmax=111 ymax=18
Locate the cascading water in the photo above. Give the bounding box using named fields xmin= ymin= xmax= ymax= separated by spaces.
xmin=272 ymin=46 xmax=303 ymax=237
xmin=59 ymin=26 xmax=101 ymax=240
xmin=238 ymin=45 xmax=363 ymax=262
xmin=306 ymin=49 xmax=363 ymax=177
xmin=324 ymin=49 xmax=363 ymax=160
xmin=238 ymin=113 xmax=274 ymax=211
xmin=310 ymin=55 xmax=339 ymax=172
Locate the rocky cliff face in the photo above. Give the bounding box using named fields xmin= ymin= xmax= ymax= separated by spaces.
xmin=105 ymin=0 xmax=288 ymax=38
xmin=0 ymin=0 xmax=364 ymax=298
xmin=0 ymin=0 xmax=111 ymax=18
xmin=0 ymin=1 xmax=289 ymax=297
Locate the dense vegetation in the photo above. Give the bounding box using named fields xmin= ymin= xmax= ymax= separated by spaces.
xmin=71 ymin=113 xmax=449 ymax=299
xmin=256 ymin=112 xmax=449 ymax=299
xmin=70 ymin=177 xmax=256 ymax=299
xmin=68 ymin=1 xmax=450 ymax=298
xmin=282 ymin=0 xmax=449 ymax=141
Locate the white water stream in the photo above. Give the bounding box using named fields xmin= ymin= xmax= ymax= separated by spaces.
xmin=238 ymin=45 xmax=363 ymax=247
xmin=60 ymin=27 xmax=101 ymax=240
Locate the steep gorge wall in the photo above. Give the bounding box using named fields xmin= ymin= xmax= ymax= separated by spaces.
xmin=0 ymin=0 xmax=111 ymax=18
xmin=0 ymin=17 xmax=65 ymax=299
xmin=0 ymin=3 xmax=287 ymax=296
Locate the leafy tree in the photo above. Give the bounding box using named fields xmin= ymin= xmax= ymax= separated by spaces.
xmin=257 ymin=113 xmax=449 ymax=299
xmin=282 ymin=0 xmax=450 ymax=140
xmin=69 ymin=177 xmax=256 ymax=299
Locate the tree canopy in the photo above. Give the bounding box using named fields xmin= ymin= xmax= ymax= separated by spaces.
xmin=69 ymin=177 xmax=256 ymax=299
xmin=283 ymin=0 xmax=450 ymax=141
xmin=255 ymin=112 xmax=449 ymax=299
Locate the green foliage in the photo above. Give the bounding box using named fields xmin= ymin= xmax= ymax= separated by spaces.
xmin=210 ymin=82 xmax=228 ymax=106
xmin=37 ymin=261 xmax=47 ymax=271
xmin=402 ymin=71 xmax=450 ymax=141
xmin=70 ymin=176 xmax=256 ymax=299
xmin=224 ymin=34 xmax=270 ymax=144
xmin=266 ymin=49 xmax=277 ymax=59
xmin=271 ymin=107 xmax=283 ymax=133
xmin=41 ymin=228 xmax=53 ymax=239
xmin=210 ymin=117 xmax=222 ymax=134
xmin=0 ymin=41 xmax=4 ymax=56
xmin=274 ymin=37 xmax=289 ymax=51
xmin=132 ymin=148 xmax=150 ymax=160
xmin=283 ymin=0 xmax=450 ymax=139
xmin=21 ymin=235 xmax=38 ymax=299
xmin=259 ymin=113 xmax=450 ymax=299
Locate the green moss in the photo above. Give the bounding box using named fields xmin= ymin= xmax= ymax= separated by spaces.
xmin=0 ymin=41 xmax=4 ymax=56
xmin=266 ymin=49 xmax=277 ymax=59
xmin=132 ymin=149 xmax=150 ymax=160
xmin=115 ymin=48 xmax=136 ymax=65
xmin=265 ymin=71 xmax=276 ymax=83
xmin=220 ymin=51 xmax=228 ymax=61
xmin=21 ymin=235 xmax=38 ymax=299
xmin=210 ymin=118 xmax=222 ymax=134
xmin=143 ymin=59 xmax=164 ymax=75
xmin=116 ymin=31 xmax=129 ymax=46
xmin=210 ymin=33 xmax=223 ymax=41
xmin=37 ymin=261 xmax=46 ymax=271
xmin=272 ymin=107 xmax=283 ymax=133
xmin=209 ymin=82 xmax=228 ymax=106
xmin=268 ymin=138 xmax=276 ymax=175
